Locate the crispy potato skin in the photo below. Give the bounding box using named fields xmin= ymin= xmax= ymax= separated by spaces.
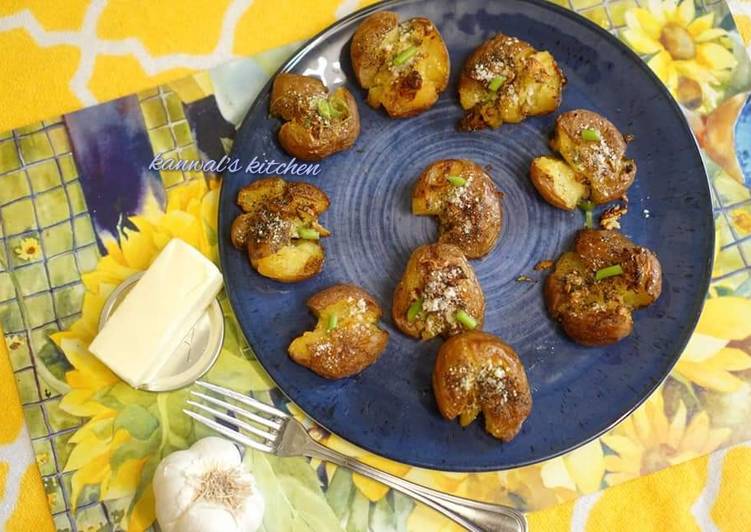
xmin=270 ymin=73 xmax=360 ymax=161
xmin=529 ymin=156 xmax=587 ymax=211
xmin=351 ymin=11 xmax=449 ymax=117
xmin=433 ymin=331 xmax=532 ymax=442
xmin=288 ymin=284 xmax=389 ymax=379
xmin=533 ymin=109 xmax=636 ymax=209
xmin=231 ymin=177 xmax=330 ymax=283
xmin=412 ymin=159 xmax=503 ymax=258
xmin=458 ymin=34 xmax=565 ymax=131
xmin=544 ymin=229 xmax=662 ymax=346
xmin=392 ymin=244 xmax=485 ymax=340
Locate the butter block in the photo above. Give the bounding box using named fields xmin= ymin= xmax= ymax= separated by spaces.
xmin=90 ymin=238 xmax=223 ymax=388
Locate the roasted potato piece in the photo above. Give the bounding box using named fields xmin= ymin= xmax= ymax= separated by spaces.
xmin=458 ymin=34 xmax=564 ymax=131
xmin=530 ymin=156 xmax=586 ymax=211
xmin=231 ymin=177 xmax=331 ymax=282
xmin=412 ymin=159 xmax=503 ymax=258
xmin=351 ymin=11 xmax=449 ymax=117
xmin=288 ymin=284 xmax=389 ymax=379
xmin=393 ymin=244 xmax=485 ymax=340
xmin=433 ymin=331 xmax=532 ymax=441
xmin=545 ymin=229 xmax=662 ymax=346
xmin=531 ymin=109 xmax=637 ymax=209
xmin=270 ymin=73 xmax=360 ymax=161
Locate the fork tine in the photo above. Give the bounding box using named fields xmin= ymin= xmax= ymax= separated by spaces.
xmin=187 ymin=400 xmax=278 ymax=443
xmin=196 ymin=380 xmax=288 ymax=418
xmin=191 ymin=391 xmax=282 ymax=430
xmin=184 ymin=409 xmax=274 ymax=453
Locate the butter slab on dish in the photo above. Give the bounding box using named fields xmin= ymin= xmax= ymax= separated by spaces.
xmin=89 ymin=238 xmax=223 ymax=388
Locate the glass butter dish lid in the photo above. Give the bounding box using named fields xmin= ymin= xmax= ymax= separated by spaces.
xmin=98 ymin=272 xmax=224 ymax=391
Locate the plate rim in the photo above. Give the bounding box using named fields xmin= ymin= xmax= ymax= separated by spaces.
xmin=218 ymin=0 xmax=715 ymax=471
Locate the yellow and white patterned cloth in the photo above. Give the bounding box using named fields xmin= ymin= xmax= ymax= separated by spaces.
xmin=1 ymin=1 xmax=751 ymax=531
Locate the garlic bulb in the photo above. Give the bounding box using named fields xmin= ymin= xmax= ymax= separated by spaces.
xmin=153 ymin=437 xmax=264 ymax=532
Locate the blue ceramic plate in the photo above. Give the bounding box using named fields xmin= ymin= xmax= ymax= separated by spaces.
xmin=219 ymin=0 xmax=713 ymax=471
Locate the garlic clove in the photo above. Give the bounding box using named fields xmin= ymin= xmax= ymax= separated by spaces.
xmin=190 ymin=436 xmax=243 ymax=467
xmin=235 ymin=488 xmax=265 ymax=532
xmin=154 ymin=449 xmax=200 ymax=527
xmin=176 ymin=503 xmax=238 ymax=532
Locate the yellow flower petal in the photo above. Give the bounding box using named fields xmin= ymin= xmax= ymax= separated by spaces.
xmin=405 ymin=469 xmax=469 ymax=493
xmin=695 ymin=28 xmax=729 ymax=43
xmin=675 ymin=0 xmax=695 ymax=27
xmin=680 ymin=411 xmax=710 ymax=451
xmin=675 ymin=359 xmax=744 ymax=392
xmin=602 ymin=434 xmax=642 ymax=459
xmin=407 ymin=501 xmax=463 ymax=532
xmin=673 ymin=60 xmax=720 ymax=84
xmin=352 ymin=474 xmax=390 ymax=502
xmin=648 ymin=50 xmax=677 ymax=89
xmin=696 ymin=297 xmax=751 ymax=340
xmin=632 ymin=401 xmax=654 ymax=447
xmin=59 ymin=389 xmax=112 ymax=417
xmin=70 ymin=453 xmax=110 ymax=509
xmin=128 ymin=484 xmax=156 ymax=532
xmin=708 ymin=347 xmax=751 ymax=371
xmin=101 ymin=457 xmax=146 ymax=500
xmin=646 ymin=394 xmax=669 ymax=443
xmin=702 ymin=428 xmax=732 ymax=454
xmin=647 ymin=0 xmax=669 ymax=25
xmin=623 ymin=29 xmax=664 ymax=54
xmin=680 ymin=333 xmax=728 ymax=362
xmin=564 ymin=439 xmax=604 ymax=492
xmin=696 ymin=42 xmax=738 ymax=71
xmin=540 ymin=458 xmax=577 ymax=491
xmin=661 ymin=0 xmax=679 ymax=22
xmin=626 ymin=8 xmax=663 ymax=40
xmin=667 ymin=401 xmax=687 ymax=448
xmin=687 ymin=13 xmax=714 ymax=37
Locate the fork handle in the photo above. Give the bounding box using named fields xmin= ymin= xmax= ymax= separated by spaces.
xmin=304 ymin=439 xmax=527 ymax=532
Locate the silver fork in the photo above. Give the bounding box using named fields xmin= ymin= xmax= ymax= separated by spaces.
xmin=184 ymin=380 xmax=527 ymax=532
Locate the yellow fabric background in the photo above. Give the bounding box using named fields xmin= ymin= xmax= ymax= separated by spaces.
xmin=1 ymin=1 xmax=751 ymax=531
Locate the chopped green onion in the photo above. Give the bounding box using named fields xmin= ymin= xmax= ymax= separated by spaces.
xmin=447 ymin=175 xmax=466 ymax=187
xmin=584 ymin=209 xmax=593 ymax=229
xmin=488 ymin=75 xmax=506 ymax=92
xmin=327 ymin=313 xmax=338 ymax=331
xmin=579 ymin=199 xmax=594 ymax=228
xmin=455 ymin=310 xmax=477 ymax=330
xmin=581 ymin=128 xmax=600 ymax=141
xmin=407 ymin=298 xmax=423 ymax=322
xmin=298 ymin=227 xmax=320 ymax=240
xmin=329 ymin=97 xmax=348 ymax=118
xmin=393 ymin=46 xmax=418 ymax=65
xmin=595 ymin=264 xmax=624 ymax=281
xmin=317 ymin=99 xmax=333 ymax=119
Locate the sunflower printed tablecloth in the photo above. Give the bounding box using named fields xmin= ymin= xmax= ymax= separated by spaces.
xmin=0 ymin=1 xmax=751 ymax=531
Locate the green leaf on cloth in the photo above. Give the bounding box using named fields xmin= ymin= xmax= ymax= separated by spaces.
xmin=244 ymin=449 xmax=344 ymax=532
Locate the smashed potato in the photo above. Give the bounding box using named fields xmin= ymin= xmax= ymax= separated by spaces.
xmin=351 ymin=11 xmax=449 ymax=117
xmin=230 ymin=177 xmax=330 ymax=283
xmin=545 ymin=229 xmax=662 ymax=346
xmin=433 ymin=331 xmax=532 ymax=441
xmin=270 ymin=73 xmax=360 ymax=161
xmin=531 ymin=109 xmax=637 ymax=209
xmin=392 ymin=244 xmax=485 ymax=340
xmin=458 ymin=34 xmax=564 ymax=131
xmin=412 ymin=159 xmax=503 ymax=258
xmin=288 ymin=284 xmax=389 ymax=379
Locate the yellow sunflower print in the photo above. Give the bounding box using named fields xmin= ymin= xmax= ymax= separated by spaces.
xmin=51 ymin=178 xmax=222 ymax=530
xmin=602 ymin=387 xmax=731 ymax=485
xmin=623 ymin=0 xmax=737 ymax=110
